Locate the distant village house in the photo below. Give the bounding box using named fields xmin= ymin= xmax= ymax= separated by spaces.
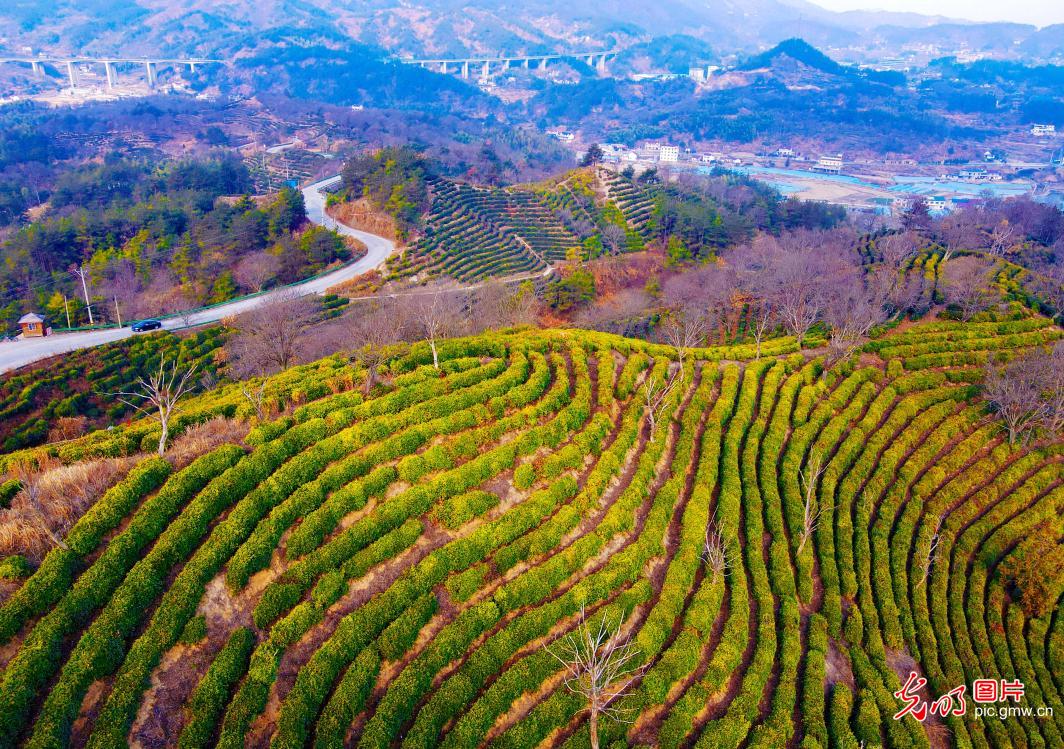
xmin=18 ymin=313 xmax=48 ymax=338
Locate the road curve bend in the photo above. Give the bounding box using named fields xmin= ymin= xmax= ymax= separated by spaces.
xmin=0 ymin=175 xmax=395 ymax=374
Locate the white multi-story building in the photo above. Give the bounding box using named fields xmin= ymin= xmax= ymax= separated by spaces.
xmin=926 ymin=196 xmax=948 ymax=212
xmin=814 ymin=154 xmax=843 ymax=173
xmin=1032 ymin=124 xmax=1056 ymax=137
xmin=658 ymin=145 xmax=679 ymax=163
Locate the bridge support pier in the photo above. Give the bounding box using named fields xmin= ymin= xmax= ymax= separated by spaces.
xmin=522 ymin=58 xmax=529 ymax=69
xmin=540 ymin=58 xmax=548 ymax=71
xmin=30 ymin=61 xmax=44 ymax=76
xmin=597 ymin=54 xmax=608 ymax=72
xmin=66 ymin=61 xmax=77 ymax=89
xmin=105 ymin=61 xmax=117 ymax=89
xmin=482 ymin=60 xmax=489 ymax=78
xmin=461 ymin=61 xmax=469 ymax=79
xmin=144 ymin=61 xmax=157 ymax=87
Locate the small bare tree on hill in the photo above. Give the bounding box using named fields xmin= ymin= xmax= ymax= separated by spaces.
xmin=731 ymin=236 xmax=782 ymax=358
xmin=113 ymin=357 xmax=197 ymax=455
xmin=1035 ymin=342 xmax=1064 ymax=434
xmin=987 ymin=219 xmax=1017 ymax=257
xmin=642 ymin=373 xmax=676 ymax=442
xmin=410 ymin=286 xmax=465 ymax=370
xmin=942 ymin=256 xmax=995 ymax=321
xmin=702 ymin=520 xmax=732 ymax=583
xmin=545 ymin=606 xmax=645 ymax=749
xmin=232 ymin=291 xmax=318 ymax=372
xmin=823 ymin=280 xmax=887 ymax=368
xmin=227 ymin=292 xmax=318 ymax=418
xmin=601 ymin=223 xmax=627 ymax=256
xmin=797 ymin=455 xmax=828 ymax=554
xmin=659 ymin=308 xmax=707 ymax=381
xmin=773 ymin=246 xmax=827 ymax=347
xmin=348 ymin=299 xmax=406 ymax=394
xmin=917 ymin=530 xmax=940 ymax=588
xmin=983 ymin=344 xmax=1064 ymax=445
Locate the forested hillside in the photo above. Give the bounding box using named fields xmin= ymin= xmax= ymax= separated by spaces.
xmin=0 ymin=157 xmax=350 ymax=331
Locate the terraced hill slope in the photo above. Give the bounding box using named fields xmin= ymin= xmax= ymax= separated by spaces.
xmin=391 ymin=171 xmax=655 ymax=283
xmin=0 ymin=317 xmax=1061 ymax=749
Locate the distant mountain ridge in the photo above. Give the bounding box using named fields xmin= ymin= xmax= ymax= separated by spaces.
xmin=0 ymin=0 xmax=1060 ymax=62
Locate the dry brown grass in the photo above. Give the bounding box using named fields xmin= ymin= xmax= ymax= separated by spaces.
xmin=47 ymin=415 xmax=89 ymax=443
xmin=167 ymin=416 xmax=249 ymax=468
xmin=0 ymin=455 xmax=136 ymax=562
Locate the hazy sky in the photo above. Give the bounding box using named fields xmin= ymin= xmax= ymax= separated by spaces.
xmin=810 ymin=0 xmax=1064 ymax=27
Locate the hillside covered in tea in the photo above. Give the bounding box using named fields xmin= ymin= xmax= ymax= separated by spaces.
xmin=0 ymin=317 xmax=1061 ymax=749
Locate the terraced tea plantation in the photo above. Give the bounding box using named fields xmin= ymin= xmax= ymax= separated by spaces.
xmin=392 ymin=172 xmax=656 ymax=283
xmin=393 ymin=179 xmax=578 ymax=282
xmin=0 ymin=317 xmax=1061 ymax=749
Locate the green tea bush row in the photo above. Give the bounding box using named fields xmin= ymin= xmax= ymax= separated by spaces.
xmin=7 ymin=445 xmax=243 ymax=748
xmin=79 ymin=418 xmax=332 ymax=749
xmin=177 ymin=627 xmax=257 ymax=749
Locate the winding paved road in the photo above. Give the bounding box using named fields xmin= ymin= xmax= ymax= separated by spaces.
xmin=0 ymin=175 xmax=395 ymax=374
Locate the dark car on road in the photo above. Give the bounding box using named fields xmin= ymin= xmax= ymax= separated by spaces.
xmin=131 ymin=319 xmax=163 ymax=332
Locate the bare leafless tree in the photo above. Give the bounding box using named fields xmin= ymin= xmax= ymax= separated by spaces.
xmin=877 ymin=231 xmax=921 ymax=269
xmin=347 ymin=299 xmax=406 ymax=394
xmin=984 ymin=344 xmax=1063 ymax=444
xmin=917 ymin=530 xmax=940 ymax=588
xmin=545 ymin=606 xmax=645 ymax=749
xmin=823 ymin=278 xmax=887 ymax=367
xmin=233 ymin=251 xmax=281 ymax=293
xmin=227 ymin=292 xmax=318 ymax=417
xmin=868 ymin=264 xmax=928 ymax=320
xmin=642 ymin=372 xmax=676 ymax=441
xmin=984 ymin=356 xmax=1044 ymax=445
xmin=242 ymin=379 xmax=271 ymax=421
xmin=937 ymin=208 xmax=983 ymax=261
xmin=229 ymin=291 xmax=319 ymax=374
xmin=731 ymin=236 xmax=782 ymax=358
xmin=797 ymin=455 xmax=828 ymax=554
xmin=1029 ymin=266 xmax=1064 ymax=324
xmin=410 ymin=286 xmax=466 ymax=370
xmin=942 ymin=256 xmax=996 ymax=321
xmin=169 ymin=284 xmax=203 ymax=329
xmin=99 ymin=258 xmax=142 ymax=325
xmin=987 ymin=219 xmax=1017 ymax=257
xmin=659 ymin=307 xmax=707 ymax=379
xmin=1036 ymin=342 xmax=1064 ymax=433
xmin=767 ymin=234 xmax=838 ymax=348
xmin=601 ymin=223 xmax=627 ymax=256
xmin=663 ymin=262 xmax=736 ymax=345
xmin=702 ymin=519 xmax=732 ymax=583
xmin=113 ymin=357 xmax=198 ymax=454
xmin=472 ymin=278 xmax=539 ymax=331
